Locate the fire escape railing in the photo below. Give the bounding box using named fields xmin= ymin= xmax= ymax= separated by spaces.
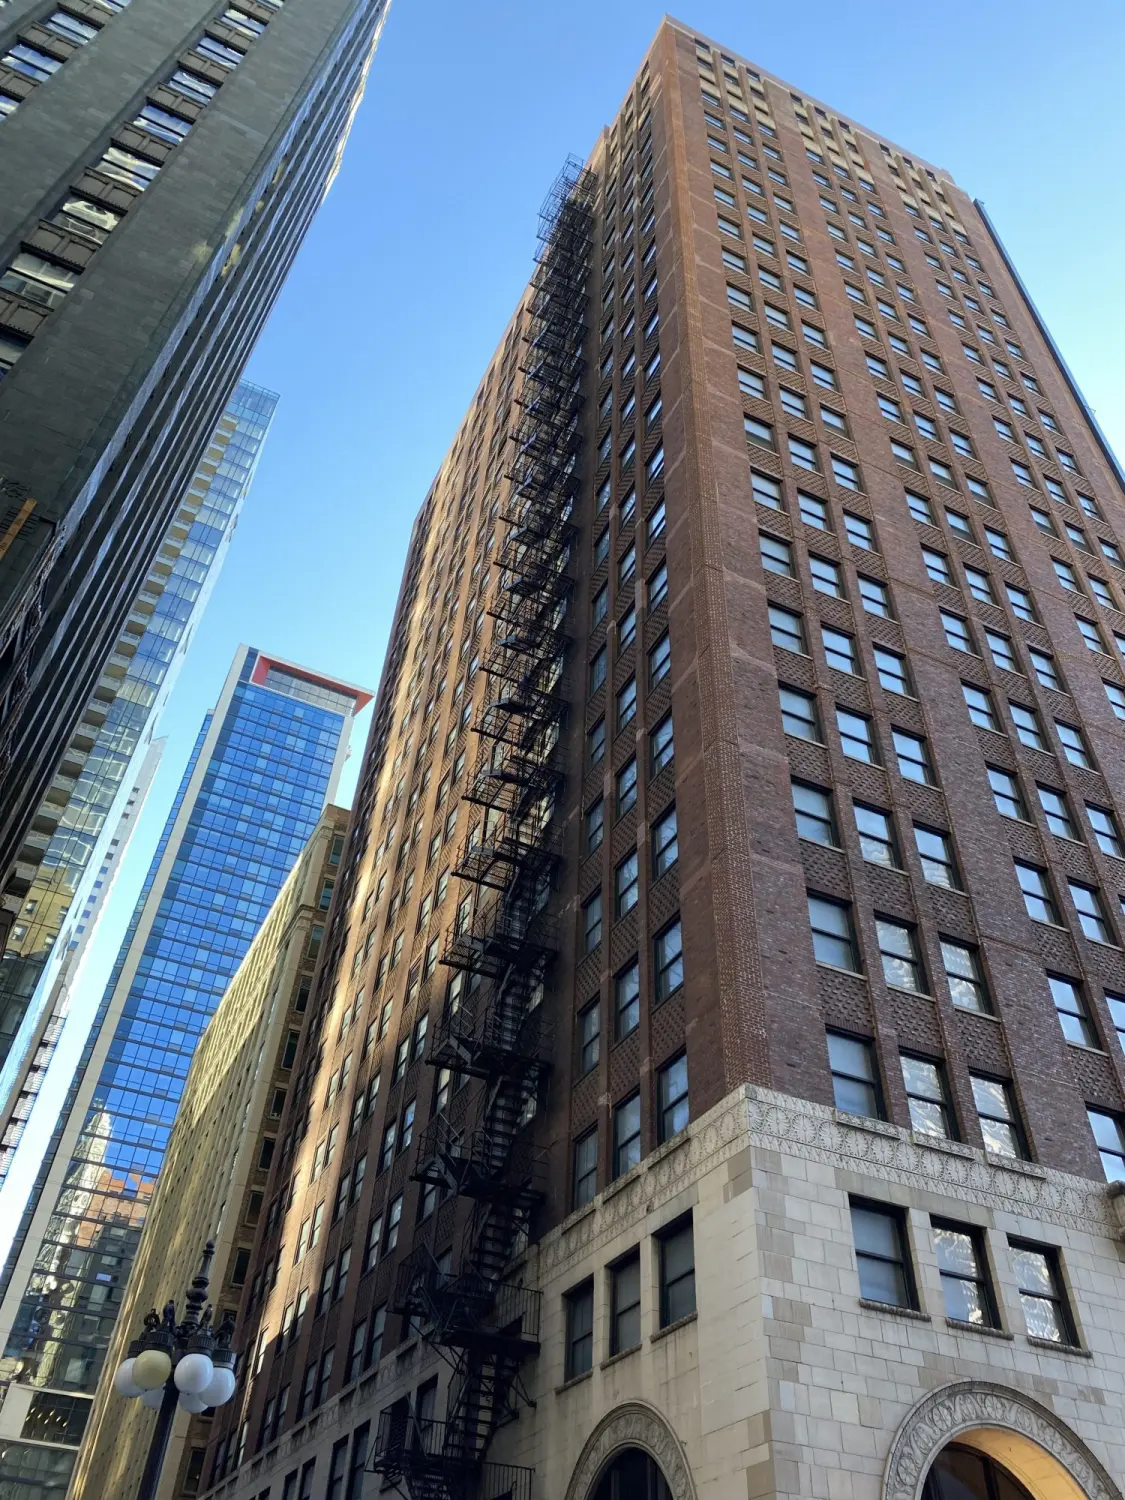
xmin=369 ymin=158 xmax=595 ymax=1500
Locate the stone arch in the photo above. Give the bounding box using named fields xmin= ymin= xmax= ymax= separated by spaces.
xmin=563 ymin=1400 xmax=697 ymax=1500
xmin=884 ymin=1380 xmax=1123 ymax=1500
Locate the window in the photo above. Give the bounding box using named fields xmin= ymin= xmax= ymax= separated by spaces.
xmin=759 ymin=533 xmax=793 ymax=577
xmin=780 ymin=386 xmax=808 ymax=420
xmin=844 ymin=512 xmax=874 ymax=549
xmin=874 ymin=646 xmax=910 ymax=695
xmin=652 ymin=806 xmax=678 ymax=877
xmin=654 ymin=919 xmax=683 ymax=1002
xmin=858 ymin=576 xmax=891 ymax=617
xmin=1009 ymin=1241 xmax=1075 ymax=1345
xmin=1055 ymin=720 xmax=1092 ymax=768
xmin=739 ymin=366 xmax=765 ymax=400
xmin=822 ymin=626 xmax=859 ymax=675
xmin=902 ymin=1055 xmax=955 ymax=1138
xmin=877 ymin=918 xmax=926 ymax=993
xmin=832 ymin=455 xmax=862 ymax=491
xmin=614 ymin=852 xmax=639 ymax=917
xmin=582 ymin=892 xmax=602 ymax=954
xmin=586 ymin=800 xmax=604 ymax=855
xmin=1037 ymin=785 xmax=1076 ymax=839
xmin=610 ymin=1253 xmax=642 ymax=1353
xmin=893 ymin=729 xmax=933 ymax=784
xmin=565 ymin=1282 xmax=594 ymax=1378
xmin=1048 ymin=975 xmax=1096 ymax=1046
xmin=1028 ymin=648 xmax=1060 ymax=689
xmin=809 ymin=555 xmax=843 ymax=596
xmin=923 ymin=547 xmax=951 ymax=583
xmin=734 ymin=324 xmax=760 ymax=352
xmin=798 ymin=490 xmax=829 ymax=529
xmin=850 ymin=1201 xmax=914 ymax=1308
xmin=613 ymin=1094 xmax=642 ymax=1178
xmin=1016 ymin=862 xmax=1060 ymax=925
xmin=768 ymin=604 xmax=805 ymax=655
xmin=615 ymin=961 xmax=639 ymax=1038
xmin=745 ymin=415 xmax=775 ymax=451
xmin=616 ymin=677 xmax=637 ymax=730
xmin=792 ymin=781 xmax=836 ymax=846
xmin=780 ymin=686 xmax=821 ymax=742
xmin=573 ymin=1130 xmax=597 ymax=1208
xmin=651 ymin=713 xmax=674 ymax=773
xmin=579 ymin=1001 xmax=600 ymax=1075
xmin=751 ymin=470 xmax=783 ymax=510
xmin=1087 ymin=1108 xmax=1125 ymax=1182
xmin=657 ymin=1053 xmax=689 ymax=1141
xmin=589 ymin=648 xmax=607 ymax=694
xmin=971 ymin=1074 xmax=1024 ymax=1157
xmin=941 ymin=611 xmax=975 ymax=655
xmin=1006 ymin=584 xmax=1036 ymax=622
xmin=984 ymin=527 xmax=1011 ymax=560
xmin=588 ymin=718 xmax=606 ymax=766
xmin=932 ymin=1221 xmax=996 ymax=1327
xmin=788 ymin=435 xmax=818 ymax=471
xmin=852 ymin=803 xmax=897 ymax=867
xmin=647 ymin=561 xmax=668 ymax=609
xmin=914 ymin=826 xmax=959 ymax=888
xmin=616 ymin=758 xmax=637 ymax=815
xmin=984 ymin=630 xmax=1016 ymax=673
xmin=1087 ymin=803 xmax=1124 ymax=858
xmin=648 ymin=632 xmax=671 ymax=686
xmin=837 ymin=708 xmax=876 ymax=763
xmin=1009 ymin=701 xmax=1045 ymax=751
xmin=1068 ymin=880 xmax=1113 ymax=944
xmin=809 ymin=896 xmax=860 ymax=971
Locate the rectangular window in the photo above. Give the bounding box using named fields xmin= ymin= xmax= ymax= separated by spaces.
xmin=850 ymin=1200 xmax=914 ymax=1307
xmin=942 ymin=939 xmax=990 ymax=1012
xmin=971 ymin=1074 xmax=1025 ymax=1158
xmin=613 ymin=1094 xmax=642 ymax=1178
xmin=829 ymin=1032 xmax=880 ymax=1116
xmin=1087 ymin=1107 xmax=1125 ymax=1182
xmin=1016 ymin=862 xmax=1060 ymax=925
xmin=654 ymin=919 xmax=683 ymax=1002
xmin=932 ymin=1220 xmax=997 ymax=1327
xmin=854 ymin=804 xmax=898 ymax=867
xmin=615 ymin=961 xmax=639 ymax=1038
xmin=652 ymin=806 xmax=678 ymax=877
xmin=573 ymin=1130 xmax=597 ymax=1208
xmin=821 ymin=625 xmax=859 ymax=675
xmin=614 ymin=852 xmax=639 ymax=916
xmin=781 ymin=686 xmax=822 ymax=741
xmin=651 ymin=714 xmax=674 ymax=773
xmin=610 ymin=1253 xmax=642 ymax=1353
xmin=893 ymin=729 xmax=933 ymax=784
xmin=1055 ymin=720 xmax=1092 ymax=768
xmin=1009 ymin=1240 xmax=1075 ymax=1344
xmin=616 ymin=758 xmax=637 ymax=815
xmin=901 ymin=1054 xmax=955 ymax=1138
xmin=648 ymin=633 xmax=671 ymax=686
xmin=837 ymin=708 xmax=876 ymax=762
xmin=792 ymin=781 xmax=836 ymax=845
xmin=657 ymin=1052 xmax=689 ymax=1142
xmin=914 ymin=826 xmax=959 ymax=888
xmin=1048 ymin=974 xmax=1096 ymax=1046
xmin=579 ymin=1001 xmax=600 ymax=1075
xmin=565 ymin=1282 xmax=594 ymax=1378
xmin=809 ymin=896 xmax=860 ymax=972
xmin=1068 ymin=880 xmax=1113 ymax=944
xmin=658 ymin=1218 xmax=696 ymax=1326
xmin=877 ymin=918 xmax=926 ymax=992
xmin=873 ymin=646 xmax=910 ymax=695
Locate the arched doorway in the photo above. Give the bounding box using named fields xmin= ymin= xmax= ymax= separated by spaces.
xmin=884 ymin=1382 xmax=1123 ymax=1500
xmin=925 ymin=1444 xmax=1036 ymax=1500
xmin=593 ymin=1448 xmax=673 ymax=1500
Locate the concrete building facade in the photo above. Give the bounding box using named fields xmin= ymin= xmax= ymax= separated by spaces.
xmin=75 ymin=803 xmax=350 ymax=1500
xmin=180 ymin=20 xmax=1125 ymax=1500
xmin=0 ymin=0 xmax=388 ymax=951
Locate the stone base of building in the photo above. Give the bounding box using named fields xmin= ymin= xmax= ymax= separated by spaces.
xmin=204 ymin=1084 xmax=1125 ymax=1500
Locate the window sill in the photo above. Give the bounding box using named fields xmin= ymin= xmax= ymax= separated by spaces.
xmin=912 ymin=1132 xmax=976 ymax=1159
xmin=555 ymin=1369 xmax=593 ymax=1394
xmin=603 ymin=1166 xmax=643 ymax=1204
xmin=945 ymin=1317 xmax=1013 ymax=1340
xmin=396 ymin=1337 xmax=419 ymax=1360
xmin=984 ymin=1152 xmax=1045 ymax=1178
xmin=858 ymin=1298 xmax=930 ymax=1323
xmin=835 ymin=1109 xmax=899 ymax=1138
xmin=600 ymin=1344 xmax=641 ymax=1372
xmin=1027 ymin=1335 xmax=1091 ymax=1357
xmin=561 ymin=1201 xmax=598 ymax=1232
xmin=650 ymin=1311 xmax=697 ymax=1343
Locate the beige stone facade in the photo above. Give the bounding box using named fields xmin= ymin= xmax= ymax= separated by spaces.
xmin=202 ymin=1082 xmax=1125 ymax=1500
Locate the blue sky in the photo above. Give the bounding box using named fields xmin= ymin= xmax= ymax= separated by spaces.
xmin=70 ymin=0 xmax=1125 ymax=1025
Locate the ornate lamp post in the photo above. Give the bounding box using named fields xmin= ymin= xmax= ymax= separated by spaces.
xmin=113 ymin=1242 xmax=238 ymax=1500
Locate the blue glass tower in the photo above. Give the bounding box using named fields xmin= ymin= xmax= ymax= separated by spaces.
xmin=0 ymin=646 xmax=369 ymax=1486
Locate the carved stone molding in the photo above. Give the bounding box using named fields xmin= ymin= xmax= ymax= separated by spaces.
xmin=564 ymin=1400 xmax=697 ymax=1500
xmin=883 ymin=1380 xmax=1123 ymax=1500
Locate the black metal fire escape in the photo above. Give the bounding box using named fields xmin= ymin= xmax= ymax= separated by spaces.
xmin=369 ymin=160 xmax=596 ymax=1500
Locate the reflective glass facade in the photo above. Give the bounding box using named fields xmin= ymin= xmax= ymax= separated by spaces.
xmin=0 ymin=382 xmax=278 ymax=1187
xmin=0 ymin=646 xmax=366 ymax=1489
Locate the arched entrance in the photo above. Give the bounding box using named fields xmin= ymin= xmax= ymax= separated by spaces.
xmin=564 ymin=1401 xmax=697 ymax=1500
xmin=593 ymin=1448 xmax=672 ymax=1500
xmin=884 ymin=1381 xmax=1123 ymax=1500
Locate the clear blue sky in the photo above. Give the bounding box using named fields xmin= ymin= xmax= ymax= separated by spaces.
xmin=74 ymin=0 xmax=1125 ymax=1018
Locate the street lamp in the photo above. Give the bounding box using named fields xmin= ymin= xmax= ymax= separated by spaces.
xmin=113 ymin=1241 xmax=238 ymax=1500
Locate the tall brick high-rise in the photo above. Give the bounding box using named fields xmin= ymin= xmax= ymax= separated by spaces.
xmin=0 ymin=0 xmax=389 ymax=952
xmin=188 ymin=20 xmax=1125 ymax=1500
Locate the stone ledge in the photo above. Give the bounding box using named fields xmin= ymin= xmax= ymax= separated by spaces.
xmin=835 ymin=1109 xmax=900 ymax=1138
xmin=650 ymin=1311 xmax=697 ymax=1344
xmin=1027 ymin=1335 xmax=1092 ymax=1358
xmin=600 ymin=1343 xmax=641 ymax=1372
xmin=913 ymin=1132 xmax=976 ymax=1159
xmin=858 ymin=1297 xmax=931 ymax=1322
xmin=984 ymin=1151 xmax=1046 ymax=1179
xmin=945 ymin=1317 xmax=1014 ymax=1340
xmin=554 ymin=1369 xmax=593 ymax=1395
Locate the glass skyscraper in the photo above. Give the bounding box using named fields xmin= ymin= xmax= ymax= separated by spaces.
xmin=0 ymin=646 xmax=369 ymax=1494
xmin=0 ymin=380 xmax=279 ymax=1190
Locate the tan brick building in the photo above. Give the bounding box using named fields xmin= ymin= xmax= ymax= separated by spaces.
xmin=178 ymin=18 xmax=1125 ymax=1500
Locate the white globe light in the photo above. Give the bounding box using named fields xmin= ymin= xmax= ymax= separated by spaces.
xmin=132 ymin=1348 xmax=172 ymax=1391
xmin=114 ymin=1359 xmax=142 ymax=1399
xmin=140 ymin=1386 xmax=166 ymax=1410
xmin=178 ymin=1392 xmax=209 ymax=1414
xmin=174 ymin=1352 xmax=214 ymax=1395
xmin=200 ymin=1366 xmax=236 ymax=1407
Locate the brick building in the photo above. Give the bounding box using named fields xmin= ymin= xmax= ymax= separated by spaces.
xmin=195 ymin=19 xmax=1125 ymax=1500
